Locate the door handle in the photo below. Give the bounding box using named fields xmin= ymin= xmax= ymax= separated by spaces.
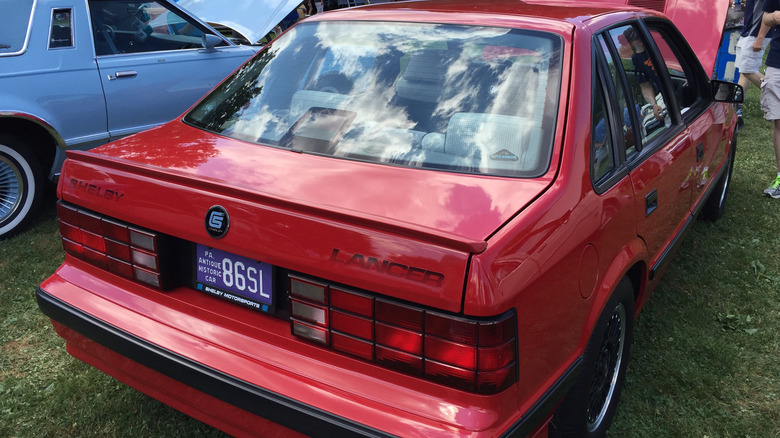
xmin=645 ymin=189 xmax=658 ymax=217
xmin=116 ymin=70 xmax=137 ymax=78
xmin=107 ymin=70 xmax=138 ymax=80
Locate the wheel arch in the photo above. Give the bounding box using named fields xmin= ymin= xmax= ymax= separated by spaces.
xmin=0 ymin=113 xmax=64 ymax=180
xmin=581 ymin=238 xmax=647 ymax=347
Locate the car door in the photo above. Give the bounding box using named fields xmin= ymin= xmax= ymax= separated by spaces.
xmin=597 ymin=22 xmax=696 ymax=270
xmin=643 ymin=20 xmax=729 ymax=210
xmin=88 ymin=0 xmax=256 ymax=140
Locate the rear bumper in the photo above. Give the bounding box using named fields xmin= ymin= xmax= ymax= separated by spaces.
xmin=37 ymin=286 xmax=387 ymax=438
xmin=37 ymin=260 xmax=557 ymax=437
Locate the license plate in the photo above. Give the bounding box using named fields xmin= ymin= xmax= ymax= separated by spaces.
xmin=195 ymin=244 xmax=273 ymax=312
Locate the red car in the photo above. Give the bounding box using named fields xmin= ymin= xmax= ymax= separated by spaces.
xmin=37 ymin=1 xmax=740 ymax=436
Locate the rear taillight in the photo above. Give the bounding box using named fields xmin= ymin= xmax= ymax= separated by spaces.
xmin=289 ymin=276 xmax=518 ymax=394
xmin=57 ymin=202 xmax=170 ymax=289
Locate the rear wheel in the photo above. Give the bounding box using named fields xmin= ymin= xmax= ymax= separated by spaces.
xmin=550 ymin=277 xmax=634 ymax=438
xmin=0 ymin=135 xmax=44 ymax=239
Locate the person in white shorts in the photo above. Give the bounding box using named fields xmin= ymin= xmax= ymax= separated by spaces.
xmin=736 ymin=0 xmax=773 ymax=93
xmin=760 ymin=1 xmax=780 ymax=198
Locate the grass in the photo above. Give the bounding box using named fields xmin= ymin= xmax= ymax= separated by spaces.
xmin=608 ymin=86 xmax=780 ymax=436
xmin=1 ymin=87 xmax=779 ymax=437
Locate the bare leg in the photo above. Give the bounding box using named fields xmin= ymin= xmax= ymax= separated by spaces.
xmin=741 ymin=72 xmax=765 ymax=90
xmin=774 ymin=119 xmax=780 ymax=172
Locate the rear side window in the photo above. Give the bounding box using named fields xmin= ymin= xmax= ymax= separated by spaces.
xmin=647 ymin=26 xmax=704 ymax=117
xmin=592 ymin=81 xmax=614 ymax=183
xmin=49 ymin=9 xmax=74 ymax=49
xmin=607 ymin=24 xmax=672 ymax=147
xmin=597 ymin=34 xmax=638 ymax=157
xmin=0 ymin=0 xmax=35 ymax=56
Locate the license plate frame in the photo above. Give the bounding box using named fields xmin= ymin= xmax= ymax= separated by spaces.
xmin=195 ymin=244 xmax=274 ymax=313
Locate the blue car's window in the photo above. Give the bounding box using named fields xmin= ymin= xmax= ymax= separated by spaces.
xmin=0 ymin=0 xmax=35 ymax=56
xmin=49 ymin=9 xmax=74 ymax=49
xmin=88 ymin=0 xmax=220 ymax=56
xmin=185 ymin=21 xmax=563 ymax=178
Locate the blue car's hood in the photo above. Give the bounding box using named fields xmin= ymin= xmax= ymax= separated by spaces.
xmin=176 ymin=0 xmax=303 ymax=44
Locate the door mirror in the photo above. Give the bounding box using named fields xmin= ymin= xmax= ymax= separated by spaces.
xmin=712 ymin=80 xmax=744 ymax=104
xmin=202 ymin=34 xmax=222 ymax=51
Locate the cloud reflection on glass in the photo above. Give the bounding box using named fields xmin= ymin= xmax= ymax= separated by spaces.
xmin=185 ymin=21 xmax=562 ymax=177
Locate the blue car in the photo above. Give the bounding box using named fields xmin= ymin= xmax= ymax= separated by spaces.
xmin=0 ymin=0 xmax=276 ymax=238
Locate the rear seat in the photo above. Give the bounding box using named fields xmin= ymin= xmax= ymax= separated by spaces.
xmin=289 ymin=66 xmax=543 ymax=174
xmin=415 ymin=113 xmax=542 ymax=173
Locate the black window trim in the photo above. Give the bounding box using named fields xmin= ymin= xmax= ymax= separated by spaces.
xmin=634 ymin=19 xmax=683 ymax=126
xmin=591 ymin=34 xmax=629 ymax=193
xmin=641 ymin=17 xmax=712 ymax=125
xmin=598 ymin=19 xmax=690 ymax=172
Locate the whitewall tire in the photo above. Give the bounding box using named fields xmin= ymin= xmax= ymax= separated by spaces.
xmin=0 ymin=135 xmax=44 ymax=239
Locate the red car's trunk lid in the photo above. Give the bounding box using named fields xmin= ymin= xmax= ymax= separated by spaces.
xmin=59 ymin=122 xmax=552 ymax=311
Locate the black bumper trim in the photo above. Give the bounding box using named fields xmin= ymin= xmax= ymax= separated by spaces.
xmin=500 ymin=357 xmax=582 ymax=437
xmin=36 ymin=287 xmax=394 ymax=438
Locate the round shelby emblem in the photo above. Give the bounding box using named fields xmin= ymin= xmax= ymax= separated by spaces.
xmin=205 ymin=206 xmax=230 ymax=239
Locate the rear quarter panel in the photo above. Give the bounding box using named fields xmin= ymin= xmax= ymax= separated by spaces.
xmin=465 ymin=13 xmax=650 ymax=412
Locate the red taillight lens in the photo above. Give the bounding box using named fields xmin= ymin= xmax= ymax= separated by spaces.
xmin=376 ymin=344 xmax=423 ymax=376
xmin=424 ymin=336 xmax=476 ymax=370
xmin=425 ymin=359 xmax=476 ymax=392
xmin=426 ymin=312 xmax=478 ymax=345
xmin=289 ymin=275 xmax=518 ymax=394
xmin=57 ymin=202 xmax=168 ymax=289
xmin=331 ymin=310 xmax=372 ymax=339
xmin=376 ymin=322 xmax=423 ymax=355
xmin=332 ymin=332 xmax=373 ymax=360
xmin=376 ymin=299 xmax=423 ymax=331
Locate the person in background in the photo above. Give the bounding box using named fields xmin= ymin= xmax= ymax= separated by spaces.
xmin=304 ymin=0 xmax=318 ymax=15
xmin=279 ymin=6 xmax=301 ymax=30
xmin=759 ymin=0 xmax=780 ymax=198
xmin=623 ymin=27 xmax=664 ymax=121
xmin=323 ymin=0 xmax=339 ymax=11
xmin=735 ymin=0 xmax=775 ymax=125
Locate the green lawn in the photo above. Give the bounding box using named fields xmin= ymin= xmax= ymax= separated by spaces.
xmin=1 ymin=87 xmax=778 ymax=436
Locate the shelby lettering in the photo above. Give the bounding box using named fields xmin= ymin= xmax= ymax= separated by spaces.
xmin=70 ymin=178 xmax=125 ymax=201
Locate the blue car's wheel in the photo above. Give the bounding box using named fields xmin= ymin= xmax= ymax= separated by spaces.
xmin=0 ymin=135 xmax=44 ymax=239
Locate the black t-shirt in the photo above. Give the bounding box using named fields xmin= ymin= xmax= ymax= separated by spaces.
xmin=743 ymin=0 xmax=765 ymax=37
xmin=632 ymin=50 xmax=661 ymax=91
xmin=764 ymin=0 xmax=780 ymax=67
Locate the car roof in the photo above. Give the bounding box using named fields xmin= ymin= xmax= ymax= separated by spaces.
xmin=316 ymin=0 xmax=727 ymax=77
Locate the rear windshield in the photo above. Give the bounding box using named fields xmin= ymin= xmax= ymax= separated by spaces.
xmin=0 ymin=0 xmax=35 ymax=55
xmin=185 ymin=21 xmax=563 ymax=177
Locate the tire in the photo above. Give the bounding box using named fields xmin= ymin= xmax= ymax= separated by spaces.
xmin=700 ymin=137 xmax=736 ymax=222
xmin=550 ymin=277 xmax=635 ymax=438
xmin=0 ymin=134 xmax=44 ymax=239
